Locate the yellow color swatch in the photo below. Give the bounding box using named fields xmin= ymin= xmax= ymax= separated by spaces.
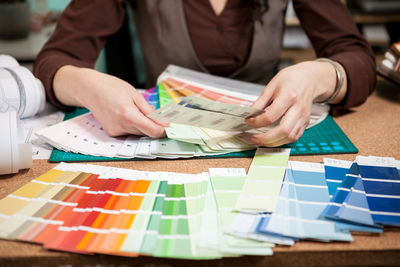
xmin=12 ymin=182 xmax=47 ymax=199
xmin=35 ymin=169 xmax=64 ymax=183
xmin=0 ymin=197 xmax=28 ymax=215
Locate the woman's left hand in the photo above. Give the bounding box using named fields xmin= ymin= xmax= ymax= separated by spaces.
xmin=246 ymin=60 xmax=346 ymax=147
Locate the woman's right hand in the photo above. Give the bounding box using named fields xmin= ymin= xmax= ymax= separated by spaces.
xmin=53 ymin=65 xmax=167 ymax=137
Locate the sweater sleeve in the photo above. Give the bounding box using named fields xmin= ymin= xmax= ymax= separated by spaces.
xmin=33 ymin=0 xmax=128 ymax=110
xmin=293 ymin=0 xmax=376 ymax=108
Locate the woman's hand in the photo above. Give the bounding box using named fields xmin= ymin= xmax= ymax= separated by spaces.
xmin=53 ymin=65 xmax=167 ymax=137
xmin=246 ymin=60 xmax=347 ymax=147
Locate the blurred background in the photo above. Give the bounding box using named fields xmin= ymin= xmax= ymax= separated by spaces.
xmin=0 ymin=0 xmax=399 ymax=88
xmin=0 ymin=0 xmax=107 ymax=73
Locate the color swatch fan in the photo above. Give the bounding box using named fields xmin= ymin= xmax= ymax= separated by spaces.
xmin=43 ymin=65 xmax=358 ymax=162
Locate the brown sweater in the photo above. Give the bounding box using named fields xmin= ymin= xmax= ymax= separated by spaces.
xmin=33 ymin=0 xmax=376 ymax=110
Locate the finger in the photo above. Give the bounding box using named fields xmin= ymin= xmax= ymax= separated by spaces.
xmin=121 ymin=105 xmax=166 ymax=138
xmin=151 ymin=119 xmax=170 ymax=128
xmin=251 ymin=106 xmax=307 ymax=146
xmin=129 ymin=114 xmax=166 ymax=138
xmin=258 ymin=120 xmax=306 ymax=147
xmin=246 ymin=94 xmax=293 ymax=128
xmin=119 ymin=124 xmax=167 ymax=139
xmin=125 ymin=124 xmax=167 ymax=138
xmin=251 ymin=80 xmax=277 ymax=110
xmin=114 ymin=127 xmax=143 ymax=137
xmin=131 ymin=89 xmax=157 ymax=115
xmin=131 ymin=91 xmax=170 ymax=127
xmin=252 ymin=134 xmax=288 ymax=147
xmin=252 ymin=130 xmax=288 ymax=147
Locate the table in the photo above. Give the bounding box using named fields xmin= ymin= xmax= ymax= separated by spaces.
xmin=0 ymin=78 xmax=399 ymax=267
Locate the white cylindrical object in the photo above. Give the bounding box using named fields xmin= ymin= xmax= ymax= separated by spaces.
xmin=0 ymin=55 xmax=46 ymax=118
xmin=5 ymin=66 xmax=46 ymax=118
xmin=0 ymin=111 xmax=32 ymax=175
xmin=18 ymin=143 xmax=33 ymax=170
xmin=0 ymin=68 xmax=21 ymax=113
xmin=0 ymin=55 xmax=19 ymax=68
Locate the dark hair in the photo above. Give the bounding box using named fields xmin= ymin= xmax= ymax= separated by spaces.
xmin=247 ymin=0 xmax=269 ymax=23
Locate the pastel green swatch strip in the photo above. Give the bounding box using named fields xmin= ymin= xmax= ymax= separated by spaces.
xmin=235 ymin=148 xmax=290 ymax=212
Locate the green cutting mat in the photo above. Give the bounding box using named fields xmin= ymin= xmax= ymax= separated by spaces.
xmin=49 ymin=107 xmax=357 ymax=162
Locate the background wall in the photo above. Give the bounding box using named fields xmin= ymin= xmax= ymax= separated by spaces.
xmin=28 ymin=0 xmax=106 ymax=73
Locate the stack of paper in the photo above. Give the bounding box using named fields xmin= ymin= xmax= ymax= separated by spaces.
xmin=157 ymin=66 xmax=329 ymax=147
xmin=35 ymin=113 xmax=254 ymax=159
xmin=147 ymin=95 xmax=265 ymax=132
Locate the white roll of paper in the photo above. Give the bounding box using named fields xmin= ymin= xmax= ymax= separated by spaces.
xmin=0 ymin=55 xmax=46 ymax=118
xmin=0 ymin=55 xmax=44 ymax=175
xmin=0 ymin=55 xmax=19 ymax=68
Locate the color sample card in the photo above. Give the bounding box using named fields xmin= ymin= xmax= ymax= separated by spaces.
xmin=322 ymin=162 xmax=378 ymax=229
xmin=257 ymin=161 xmax=353 ymax=242
xmin=178 ymin=94 xmax=263 ymax=118
xmin=209 ymin=168 xmax=274 ymax=255
xmin=158 ymin=76 xmax=329 ymax=129
xmin=147 ymin=101 xmax=253 ymax=132
xmin=322 ymin=156 xmax=400 ymax=227
xmin=142 ymin=87 xmax=159 ymax=109
xmin=235 ymin=148 xmax=290 ymax=212
xmin=225 ymin=212 xmax=295 ymax=246
xmin=147 ymin=93 xmax=264 ymax=132
xmin=162 ymin=77 xmax=254 ymax=106
xmin=157 ymin=83 xmax=257 ymax=153
xmin=323 ymin=158 xmax=353 ymax=198
xmin=356 ymin=156 xmax=400 ymax=226
xmin=158 ymin=82 xmax=175 ymax=107
xmin=323 ymin=158 xmax=382 ymax=233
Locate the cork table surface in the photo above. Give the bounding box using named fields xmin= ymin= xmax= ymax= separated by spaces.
xmin=1 ymin=79 xmax=399 ymax=267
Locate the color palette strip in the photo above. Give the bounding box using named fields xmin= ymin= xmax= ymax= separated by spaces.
xmin=322 ymin=155 xmax=400 ymax=228
xmin=323 ymin=158 xmax=353 ymax=198
xmin=357 ymin=156 xmax=400 ymax=226
xmin=226 ymin=213 xmax=295 ymax=246
xmin=158 ymin=82 xmax=174 ymax=107
xmin=257 ymin=161 xmax=353 ymax=241
xmin=235 ymin=148 xmax=290 ymax=212
xmin=209 ymin=168 xmax=274 ymax=255
xmin=142 ymin=87 xmax=160 ymax=109
xmin=163 ymin=78 xmax=253 ymax=106
xmin=322 ymin=158 xmax=383 ymax=233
